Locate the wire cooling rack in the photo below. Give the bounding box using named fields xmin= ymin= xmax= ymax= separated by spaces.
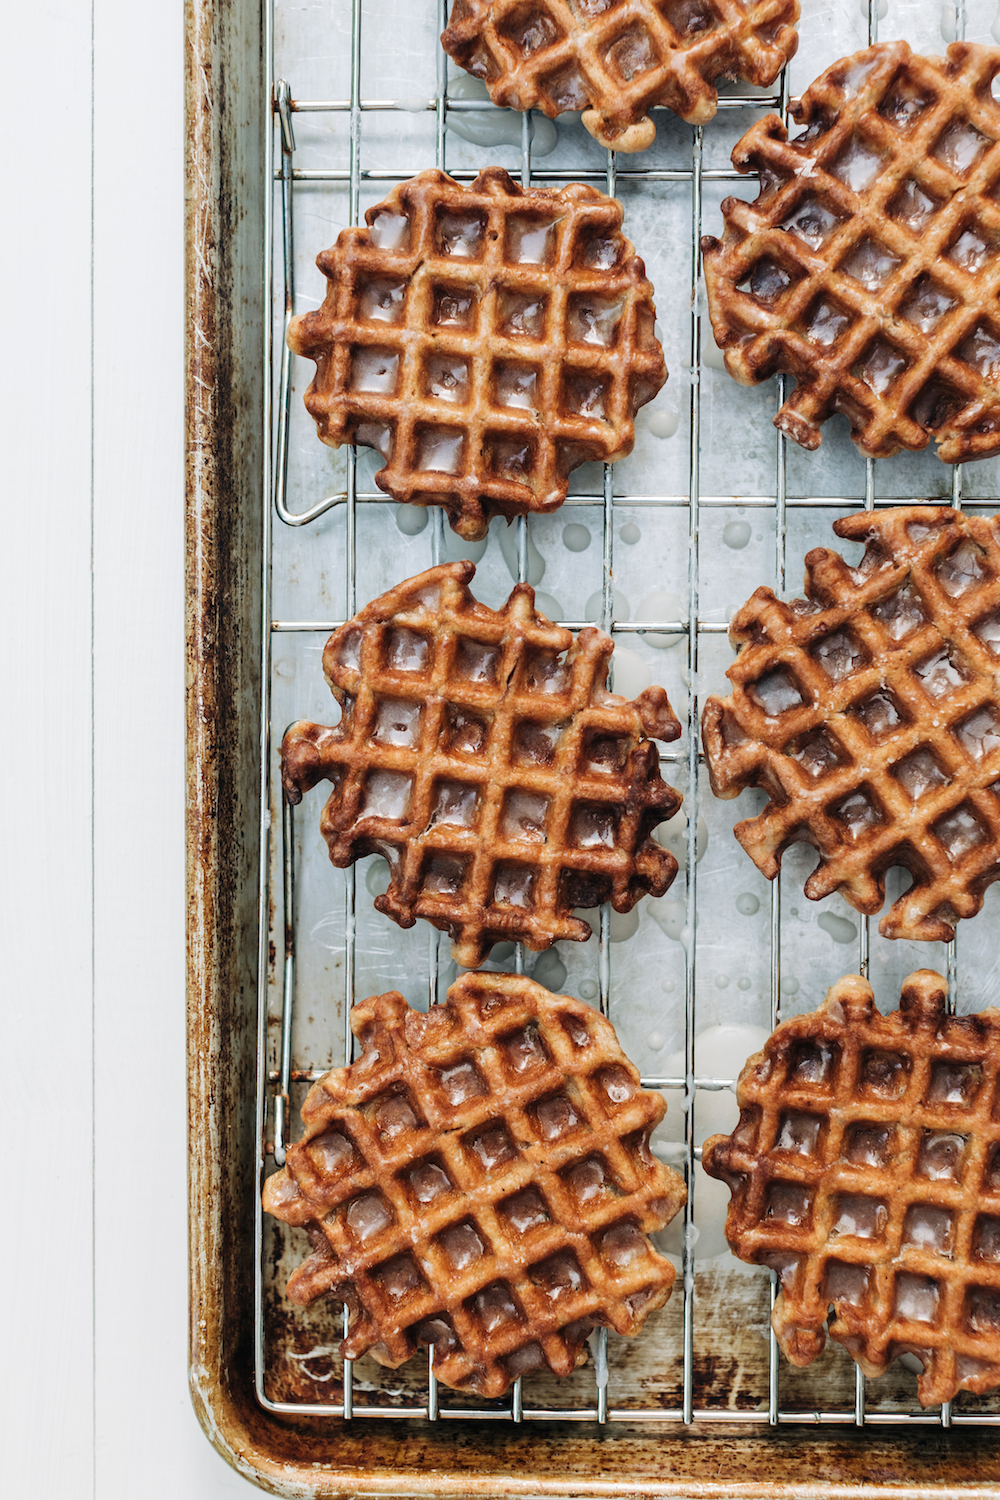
xmin=253 ymin=0 xmax=1000 ymax=1428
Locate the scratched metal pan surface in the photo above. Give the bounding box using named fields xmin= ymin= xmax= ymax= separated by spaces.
xmin=185 ymin=0 xmax=1000 ymax=1491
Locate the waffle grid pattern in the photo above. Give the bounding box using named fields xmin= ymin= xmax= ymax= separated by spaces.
xmin=282 ymin=561 xmax=682 ymax=968
xmin=263 ymin=972 xmax=686 ymax=1398
xmin=288 ymin=167 xmax=666 ymax=540
xmin=702 ymin=506 xmax=1000 ymax=943
xmin=702 ymin=41 xmax=1000 ymax=463
xmin=441 ymin=0 xmax=799 ymax=147
xmin=703 ymin=970 xmax=1000 ymax=1407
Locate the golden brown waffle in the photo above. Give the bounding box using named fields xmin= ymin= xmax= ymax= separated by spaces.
xmin=288 ymin=167 xmax=666 ymax=540
xmin=702 ymin=41 xmax=1000 ymax=463
xmin=702 ymin=506 xmax=1000 ymax=943
xmin=283 ymin=561 xmax=682 ymax=968
xmin=703 ymin=969 xmax=1000 ymax=1407
xmin=441 ymin=0 xmax=798 ymax=149
xmin=264 ymin=971 xmax=686 ymax=1398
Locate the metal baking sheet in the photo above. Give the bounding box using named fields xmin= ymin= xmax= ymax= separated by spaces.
xmin=185 ymin=0 xmax=1000 ymax=1489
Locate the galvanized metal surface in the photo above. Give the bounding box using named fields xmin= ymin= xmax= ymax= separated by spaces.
xmin=187 ymin=0 xmax=1000 ymax=1490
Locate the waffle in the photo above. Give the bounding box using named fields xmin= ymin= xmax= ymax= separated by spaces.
xmin=702 ymin=40 xmax=1000 ymax=463
xmin=703 ymin=968 xmax=1000 ymax=1407
xmin=441 ymin=0 xmax=799 ymax=149
xmin=288 ymin=167 xmax=666 ymax=540
xmin=282 ymin=560 xmax=682 ymax=968
xmin=264 ymin=971 xmax=686 ymax=1397
xmin=702 ymin=505 xmax=1000 ymax=943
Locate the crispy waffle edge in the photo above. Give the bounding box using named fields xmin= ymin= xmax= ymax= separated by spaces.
xmin=701 ymin=505 xmax=1000 ymax=944
xmin=281 ymin=559 xmax=684 ymax=967
xmin=286 ymin=166 xmax=666 ymax=539
xmin=440 ymin=0 xmax=799 ymax=145
xmin=703 ymin=968 xmax=1000 ymax=1407
xmin=702 ymin=40 xmax=1000 ymax=463
xmin=262 ymin=970 xmax=687 ymax=1398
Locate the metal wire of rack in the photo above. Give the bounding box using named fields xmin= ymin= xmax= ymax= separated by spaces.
xmin=252 ymin=0 xmax=1000 ymax=1430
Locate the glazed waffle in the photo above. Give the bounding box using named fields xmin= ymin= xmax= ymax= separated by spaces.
xmin=282 ymin=561 xmax=682 ymax=968
xmin=702 ymin=40 xmax=1000 ymax=463
xmin=263 ymin=971 xmax=686 ymax=1398
xmin=702 ymin=506 xmax=1000 ymax=943
xmin=441 ymin=0 xmax=799 ymax=150
xmin=288 ymin=167 xmax=666 ymax=539
xmin=703 ymin=969 xmax=1000 ymax=1407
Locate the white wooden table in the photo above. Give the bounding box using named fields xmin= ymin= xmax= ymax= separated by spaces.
xmin=6 ymin=3 xmax=252 ymax=1492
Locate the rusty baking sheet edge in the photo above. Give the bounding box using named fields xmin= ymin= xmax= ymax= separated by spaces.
xmin=183 ymin=0 xmax=1000 ymax=1490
